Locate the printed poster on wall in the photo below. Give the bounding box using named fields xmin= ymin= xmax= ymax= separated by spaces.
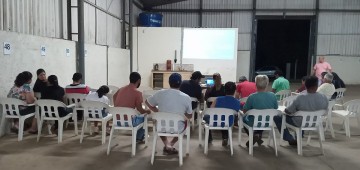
xmin=3 ymin=42 xmax=11 ymax=55
xmin=41 ymin=45 xmax=46 ymax=56
xmin=66 ymin=48 xmax=70 ymax=57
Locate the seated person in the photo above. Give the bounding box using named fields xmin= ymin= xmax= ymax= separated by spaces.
xmin=242 ymin=75 xmax=278 ymax=147
xmin=146 ymin=73 xmax=192 ymax=154
xmin=180 ymin=71 xmax=204 ymax=110
xmin=272 ymin=70 xmax=290 ymax=93
xmin=41 ymin=75 xmax=73 ymax=135
xmin=7 ymin=71 xmax=37 ymax=134
xmin=295 ymin=76 xmax=307 ymax=93
xmin=65 ymin=73 xmax=90 ymax=94
xmin=273 ymin=76 xmax=329 ymax=146
xmin=235 ymin=76 xmax=257 ymax=101
xmin=321 ymin=72 xmax=345 ymax=99
xmin=317 ymin=73 xmax=335 ymax=100
xmin=203 ymin=82 xmax=241 ymax=145
xmin=114 ymin=72 xmax=151 ymax=143
xmin=85 ymin=85 xmax=110 ymax=134
xmin=33 ymin=68 xmax=47 ymax=94
xmin=205 ymin=73 xmax=225 ymax=108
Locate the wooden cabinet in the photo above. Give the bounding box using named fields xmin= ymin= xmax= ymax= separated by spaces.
xmin=151 ymin=71 xmax=192 ymax=89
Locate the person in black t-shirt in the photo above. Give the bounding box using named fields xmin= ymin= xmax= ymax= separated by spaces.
xmin=180 ymin=71 xmax=204 ymax=110
xmin=205 ymin=73 xmax=225 ymax=108
xmin=41 ymin=75 xmax=73 ymax=134
xmin=33 ymin=68 xmax=47 ymax=94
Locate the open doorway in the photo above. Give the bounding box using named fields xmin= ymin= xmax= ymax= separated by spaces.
xmin=255 ymin=19 xmax=311 ymax=81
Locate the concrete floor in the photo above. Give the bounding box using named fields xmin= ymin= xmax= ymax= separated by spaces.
xmin=1 ymin=84 xmax=360 ymax=170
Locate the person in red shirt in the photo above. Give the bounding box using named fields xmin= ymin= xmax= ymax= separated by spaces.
xmin=235 ymin=76 xmax=257 ymax=101
xmin=65 ymin=73 xmax=90 ymax=94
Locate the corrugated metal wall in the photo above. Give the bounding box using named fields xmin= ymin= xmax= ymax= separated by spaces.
xmin=0 ymin=0 xmax=67 ymax=39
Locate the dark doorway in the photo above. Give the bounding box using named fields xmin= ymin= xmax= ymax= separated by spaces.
xmin=255 ymin=19 xmax=311 ymax=81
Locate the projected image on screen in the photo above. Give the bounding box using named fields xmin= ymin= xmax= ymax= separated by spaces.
xmin=183 ymin=29 xmax=237 ymax=60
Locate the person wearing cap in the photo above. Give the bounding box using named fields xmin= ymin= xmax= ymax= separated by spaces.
xmin=33 ymin=68 xmax=47 ymax=93
xmin=180 ymin=71 xmax=204 ymax=110
xmin=235 ymin=76 xmax=257 ymax=100
xmin=65 ymin=73 xmax=91 ymax=94
xmin=146 ymin=73 xmax=193 ymax=155
xmin=205 ymin=73 xmax=225 ymax=108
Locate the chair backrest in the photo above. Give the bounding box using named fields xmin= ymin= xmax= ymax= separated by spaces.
xmin=240 ymin=97 xmax=248 ymax=103
xmin=65 ymin=93 xmax=86 ymax=106
xmin=246 ymin=109 xmax=280 ymax=128
xmin=334 ymin=88 xmax=346 ymax=100
xmin=343 ymin=99 xmax=360 ymax=116
xmin=152 ymin=112 xmax=186 ymax=134
xmin=276 ymin=90 xmax=291 ymax=101
xmin=293 ymin=110 xmax=327 ymax=128
xmin=34 ymin=92 xmax=41 ymax=99
xmin=143 ymin=90 xmax=159 ymax=101
xmin=36 ymin=99 xmax=67 ymax=118
xmin=108 ymin=107 xmax=139 ymax=127
xmin=326 ymin=100 xmax=337 ymax=117
xmin=80 ymin=101 xmax=109 ymax=119
xmin=281 ymin=95 xmax=297 ymax=107
xmin=0 ymin=98 xmax=26 ymax=117
xmin=202 ymin=108 xmax=236 ymax=127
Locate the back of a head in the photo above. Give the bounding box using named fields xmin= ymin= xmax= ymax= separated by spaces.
xmin=191 ymin=71 xmax=204 ymax=81
xmin=255 ymin=75 xmax=269 ymax=90
xmin=36 ymin=68 xmax=45 ymax=76
xmin=301 ymin=76 xmax=307 ymax=82
xmin=224 ymin=81 xmax=236 ymax=95
xmin=305 ymin=76 xmax=318 ymax=89
xmin=324 ymin=73 xmax=334 ymax=82
xmin=169 ymin=73 xmax=182 ymax=88
xmin=238 ymin=76 xmax=247 ymax=82
xmin=72 ymin=73 xmax=83 ymax=82
xmin=275 ymin=70 xmax=283 ymax=77
xmin=129 ymin=72 xmax=141 ymax=84
xmin=48 ymin=75 xmax=59 ymax=87
xmin=97 ymin=85 xmax=110 ymax=98
xmin=14 ymin=71 xmax=33 ymax=87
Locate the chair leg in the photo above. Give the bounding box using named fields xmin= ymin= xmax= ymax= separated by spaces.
xmin=107 ymin=126 xmax=115 ymax=155
xmin=318 ymin=128 xmax=324 ymax=155
xmin=37 ymin=118 xmax=44 ymax=142
xmin=47 ymin=122 xmax=52 ymax=135
xmin=249 ymin=128 xmax=253 ymax=156
xmin=80 ymin=120 xmax=86 ymax=144
xmin=199 ymin=120 xmax=202 ymax=147
xmin=268 ymin=130 xmax=272 ymax=146
xmin=144 ymin=118 xmax=148 ymax=146
xmin=296 ymin=129 xmax=302 ymax=156
xmin=179 ymin=135 xmax=183 ymax=166
xmin=131 ymin=129 xmax=137 ymax=156
xmin=102 ymin=121 xmax=106 ymax=144
xmin=229 ymin=128 xmax=233 ymax=156
xmin=238 ymin=118 xmax=243 ymax=146
xmin=0 ymin=116 xmax=6 ymax=137
xmin=191 ymin=114 xmax=195 ymax=131
xmin=18 ymin=117 xmax=25 ymax=141
xmin=58 ymin=120 xmax=64 ymax=143
xmin=74 ymin=114 xmax=78 ymax=135
xmin=151 ymin=133 xmax=157 ymax=165
xmin=272 ymin=127 xmax=278 ymax=156
xmin=345 ymin=118 xmax=351 ymax=138
xmin=204 ymin=127 xmax=209 ymax=155
xmin=329 ymin=116 xmax=335 ymax=138
xmin=186 ymin=126 xmax=190 ymax=155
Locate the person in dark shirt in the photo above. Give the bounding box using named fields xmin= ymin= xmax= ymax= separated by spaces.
xmin=33 ymin=68 xmax=47 ymax=93
xmin=180 ymin=71 xmax=204 ymax=110
xmin=205 ymin=73 xmax=225 ymax=107
xmin=41 ymin=75 xmax=73 ymax=134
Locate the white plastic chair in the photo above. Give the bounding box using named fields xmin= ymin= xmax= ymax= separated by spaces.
xmin=334 ymin=88 xmax=346 ymax=104
xmin=151 ymin=112 xmax=190 ymax=166
xmin=282 ymin=110 xmax=326 ymax=156
xmin=36 ymin=99 xmax=74 ymax=143
xmin=281 ymin=95 xmax=297 ymax=107
xmin=107 ymin=85 xmax=120 ymax=106
xmin=107 ymin=107 xmax=148 ymax=156
xmin=332 ymin=99 xmax=360 ymax=138
xmin=323 ymin=100 xmax=337 ymax=139
xmin=202 ymin=108 xmax=236 ymax=156
xmin=65 ymin=93 xmax=87 ymax=135
xmin=80 ymin=101 xmax=112 ymax=144
xmin=238 ymin=109 xmax=279 ymax=156
xmin=190 ymin=97 xmax=200 ymax=131
xmin=275 ymin=90 xmax=291 ymax=102
xmin=0 ymin=98 xmax=36 ymax=141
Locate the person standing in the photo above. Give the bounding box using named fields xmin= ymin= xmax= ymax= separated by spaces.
xmin=313 ymin=56 xmax=332 ymax=86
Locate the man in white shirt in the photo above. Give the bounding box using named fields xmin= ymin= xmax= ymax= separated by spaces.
xmin=317 ymin=73 xmax=335 ymax=99
xmin=146 ymin=73 xmax=192 ymax=155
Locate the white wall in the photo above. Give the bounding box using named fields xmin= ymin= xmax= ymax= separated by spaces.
xmin=108 ymin=47 xmax=130 ymax=87
xmin=0 ymin=30 xmax=76 ymax=97
xmin=324 ymin=55 xmax=360 ymax=85
xmin=237 ymin=51 xmax=251 ymax=81
xmin=133 ymin=27 xmax=182 ymax=87
xmin=84 ymin=44 xmax=107 ymax=89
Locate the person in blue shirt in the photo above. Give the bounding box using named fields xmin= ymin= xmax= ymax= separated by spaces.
xmin=203 ymin=81 xmax=241 ymax=146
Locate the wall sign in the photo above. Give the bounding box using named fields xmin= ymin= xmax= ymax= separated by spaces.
xmin=3 ymin=42 xmax=11 ymax=55
xmin=66 ymin=48 xmax=70 ymax=57
xmin=41 ymin=45 xmax=46 ymax=56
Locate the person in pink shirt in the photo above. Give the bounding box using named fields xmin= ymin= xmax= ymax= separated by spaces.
xmin=313 ymin=56 xmax=332 ymax=85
